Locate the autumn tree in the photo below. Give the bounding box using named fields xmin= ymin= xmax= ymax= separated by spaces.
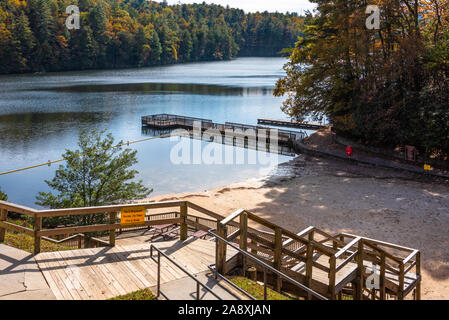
xmin=275 ymin=0 xmax=449 ymax=159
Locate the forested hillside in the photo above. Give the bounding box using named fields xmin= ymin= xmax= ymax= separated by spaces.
xmin=275 ymin=0 xmax=449 ymax=160
xmin=0 ymin=0 xmax=304 ymax=74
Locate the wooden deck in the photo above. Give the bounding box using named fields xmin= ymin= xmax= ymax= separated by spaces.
xmin=35 ymin=239 xmax=237 ymax=300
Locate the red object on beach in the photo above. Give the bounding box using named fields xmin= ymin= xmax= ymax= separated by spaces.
xmin=346 ymin=146 xmax=353 ymax=157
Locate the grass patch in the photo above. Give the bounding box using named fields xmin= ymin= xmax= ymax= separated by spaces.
xmin=3 ymin=232 xmax=75 ymax=253
xmin=2 ymin=218 xmax=75 ymax=253
xmin=109 ymin=289 xmax=156 ymax=300
xmin=229 ymin=276 xmax=294 ymax=300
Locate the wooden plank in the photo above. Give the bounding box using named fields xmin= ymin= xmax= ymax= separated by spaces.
xmin=221 ymin=209 xmax=245 ymax=226
xmin=36 ymin=200 xmax=187 ymax=217
xmin=111 ymin=246 xmax=152 ymax=289
xmin=36 ymin=252 xmax=75 ymax=300
xmin=47 ymin=251 xmax=84 ymax=300
xmin=35 ymin=254 xmax=68 ymax=300
xmin=0 ymin=201 xmax=37 ymax=217
xmin=63 ymin=249 xmax=114 ymax=299
xmin=0 ymin=221 xmax=34 ymax=237
xmin=38 ymin=218 xmax=182 ymax=237
xmin=93 ymin=247 xmax=143 ymax=293
xmin=56 ymin=250 xmax=92 ymax=300
xmin=76 ymin=248 xmax=125 ymax=299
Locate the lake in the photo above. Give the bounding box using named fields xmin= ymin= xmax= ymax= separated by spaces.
xmin=0 ymin=57 xmax=303 ymax=207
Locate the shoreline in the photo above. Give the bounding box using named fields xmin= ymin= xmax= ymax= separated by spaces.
xmin=148 ymin=153 xmax=449 ymax=300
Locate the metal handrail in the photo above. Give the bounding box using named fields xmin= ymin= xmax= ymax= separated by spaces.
xmin=208 ymin=229 xmax=328 ymax=300
xmin=150 ymin=244 xmax=223 ymax=300
xmin=207 ymin=264 xmax=257 ymax=300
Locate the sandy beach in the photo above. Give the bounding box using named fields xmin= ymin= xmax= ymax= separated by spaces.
xmin=150 ymin=154 xmax=449 ymax=300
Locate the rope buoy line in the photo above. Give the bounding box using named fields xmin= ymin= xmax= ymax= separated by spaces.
xmin=0 ymin=133 xmax=173 ymax=176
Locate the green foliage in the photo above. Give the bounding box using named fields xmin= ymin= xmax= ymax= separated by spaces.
xmin=275 ymin=1 xmax=449 ymax=160
xmin=109 ymin=288 xmax=156 ymax=300
xmin=36 ymin=129 xmax=152 ymax=228
xmin=0 ymin=1 xmax=305 ymax=74
xmin=0 ymin=187 xmax=7 ymax=201
xmin=229 ymin=276 xmax=294 ymax=300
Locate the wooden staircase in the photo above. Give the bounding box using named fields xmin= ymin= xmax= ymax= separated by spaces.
xmin=211 ymin=209 xmax=422 ymax=301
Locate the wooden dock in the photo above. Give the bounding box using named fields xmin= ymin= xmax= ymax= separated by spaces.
xmin=35 ymin=239 xmax=237 ymax=300
xmin=141 ymin=114 xmax=308 ymax=146
xmin=257 ymin=118 xmax=328 ymax=130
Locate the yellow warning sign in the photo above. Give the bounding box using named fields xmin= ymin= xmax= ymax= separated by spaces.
xmin=121 ymin=206 xmax=146 ymax=225
xmin=424 ymin=164 xmax=432 ymax=171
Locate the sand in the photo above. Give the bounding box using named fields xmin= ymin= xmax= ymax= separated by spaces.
xmin=149 ymin=154 xmax=449 ymax=300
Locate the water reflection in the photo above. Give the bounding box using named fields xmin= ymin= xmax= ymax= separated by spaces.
xmin=141 ymin=127 xmax=297 ymax=157
xmin=33 ymin=82 xmax=274 ymax=96
xmin=0 ymin=57 xmax=295 ymax=206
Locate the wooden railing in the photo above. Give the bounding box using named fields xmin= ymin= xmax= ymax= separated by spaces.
xmin=0 ymin=200 xmax=421 ymax=300
xmin=0 ymin=200 xmax=199 ymax=254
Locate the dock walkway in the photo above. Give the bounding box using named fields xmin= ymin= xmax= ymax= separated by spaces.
xmin=141 ymin=114 xmax=308 ymax=145
xmin=257 ymin=118 xmax=328 ymax=130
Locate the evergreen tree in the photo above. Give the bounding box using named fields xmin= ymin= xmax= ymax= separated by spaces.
xmin=0 ymin=188 xmax=7 ymax=201
xmin=36 ymin=129 xmax=152 ymax=227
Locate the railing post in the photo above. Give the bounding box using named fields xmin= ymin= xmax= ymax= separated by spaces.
xmin=380 ymin=251 xmax=386 ymax=300
xmin=398 ymin=263 xmax=405 ymax=300
xmin=355 ymin=239 xmax=364 ymax=300
xmin=0 ymin=208 xmax=7 ymax=242
xmin=157 ymin=252 xmax=161 ymax=299
xmin=77 ymin=235 xmax=82 ymax=249
xmin=263 ymin=268 xmax=267 ymax=300
xmin=239 ymin=212 xmax=248 ymax=276
xmin=329 ymin=256 xmax=336 ymax=300
xmin=216 ymin=222 xmax=227 ymax=275
xmin=109 ymin=212 xmax=117 ymax=247
xmin=416 ymin=252 xmax=421 ymax=300
xmin=33 ymin=215 xmax=42 ymax=255
xmin=180 ymin=202 xmax=188 ymax=241
xmin=196 ymin=282 xmax=200 ymax=300
xmin=305 ymin=231 xmax=314 ymax=300
xmin=273 ymin=227 xmax=283 ymax=292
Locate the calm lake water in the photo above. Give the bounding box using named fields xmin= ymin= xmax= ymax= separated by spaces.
xmin=0 ymin=57 xmax=302 ymax=207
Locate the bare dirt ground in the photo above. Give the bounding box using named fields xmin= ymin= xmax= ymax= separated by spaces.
xmin=150 ymin=154 xmax=449 ymax=300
